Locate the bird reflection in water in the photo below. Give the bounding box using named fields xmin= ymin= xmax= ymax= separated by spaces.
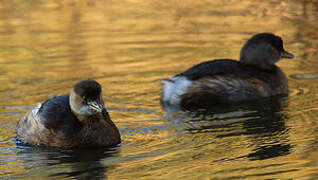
xmin=162 ymin=95 xmax=292 ymax=161
xmin=15 ymin=145 xmax=120 ymax=179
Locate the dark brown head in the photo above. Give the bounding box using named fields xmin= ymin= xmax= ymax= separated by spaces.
xmin=70 ymin=80 xmax=105 ymax=119
xmin=240 ymin=33 xmax=295 ymax=70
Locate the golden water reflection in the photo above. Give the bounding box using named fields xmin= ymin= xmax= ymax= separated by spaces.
xmin=0 ymin=0 xmax=317 ymax=179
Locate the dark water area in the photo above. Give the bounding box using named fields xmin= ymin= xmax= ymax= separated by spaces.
xmin=0 ymin=0 xmax=318 ymax=179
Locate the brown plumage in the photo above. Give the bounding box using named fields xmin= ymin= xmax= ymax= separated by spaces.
xmin=16 ymin=80 xmax=121 ymax=148
xmin=161 ymin=33 xmax=294 ymax=109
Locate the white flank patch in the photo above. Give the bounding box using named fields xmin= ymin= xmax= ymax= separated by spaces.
xmin=161 ymin=76 xmax=193 ymax=105
xmin=29 ymin=103 xmax=46 ymax=132
xmin=31 ymin=103 xmax=42 ymax=117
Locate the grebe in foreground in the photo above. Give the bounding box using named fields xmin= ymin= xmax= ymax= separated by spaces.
xmin=16 ymin=80 xmax=121 ymax=147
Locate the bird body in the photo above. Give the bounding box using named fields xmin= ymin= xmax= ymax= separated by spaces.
xmin=161 ymin=33 xmax=294 ymax=109
xmin=16 ymin=80 xmax=121 ymax=148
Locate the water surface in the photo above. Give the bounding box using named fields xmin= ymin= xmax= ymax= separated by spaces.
xmin=0 ymin=0 xmax=318 ymax=179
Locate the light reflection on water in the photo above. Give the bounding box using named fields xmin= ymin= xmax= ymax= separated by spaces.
xmin=0 ymin=0 xmax=318 ymax=179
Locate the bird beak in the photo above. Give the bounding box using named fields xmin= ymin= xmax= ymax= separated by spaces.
xmin=87 ymin=101 xmax=103 ymax=112
xmin=281 ymin=50 xmax=295 ymax=59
